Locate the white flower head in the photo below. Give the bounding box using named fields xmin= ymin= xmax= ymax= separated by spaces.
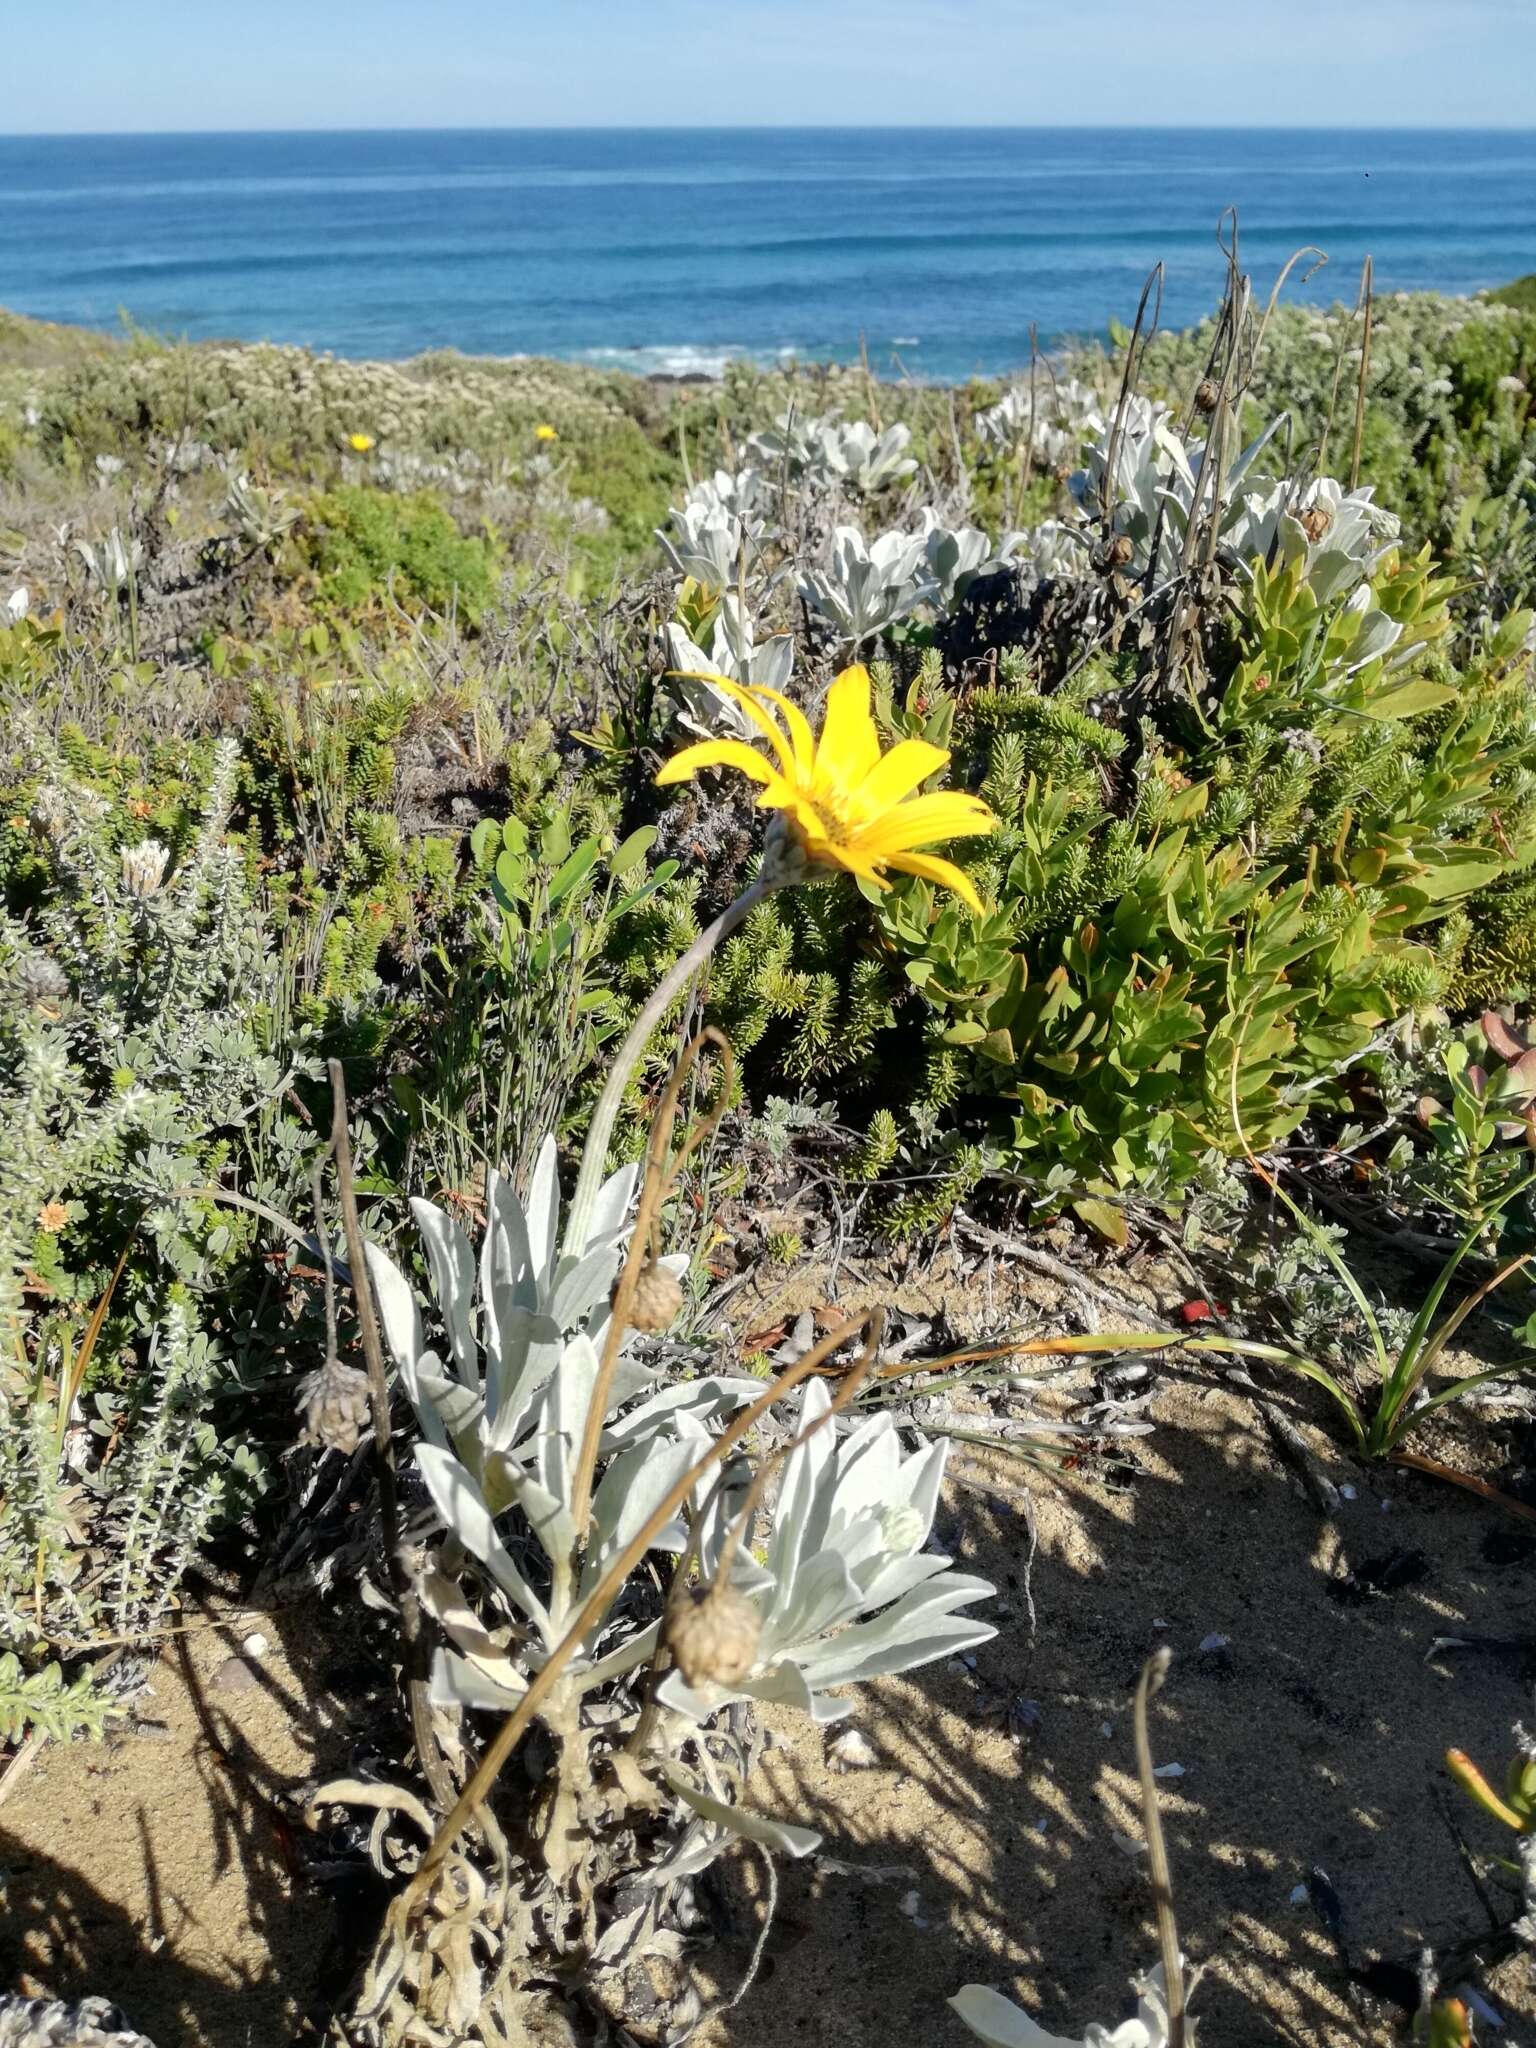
xmin=5 ymin=587 xmax=29 ymax=624
xmin=120 ymin=838 xmax=170 ymax=899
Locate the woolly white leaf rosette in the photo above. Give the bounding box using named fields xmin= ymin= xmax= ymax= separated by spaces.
xmin=949 ymin=1962 xmax=1178 ymax=2048
xmin=658 ymin=1378 xmax=997 ymax=1726
xmin=367 ymin=1135 xmax=752 ymax=1486
xmin=361 ymin=1131 xmax=758 ymax=1707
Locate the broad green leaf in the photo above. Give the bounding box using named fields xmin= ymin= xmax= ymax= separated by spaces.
xmin=547 ymin=838 xmax=600 ymax=908
xmin=1071 ymin=1197 xmax=1127 ymax=1247
xmin=493 ymin=849 xmax=526 ymax=909
xmin=609 ymin=825 xmax=656 ymax=880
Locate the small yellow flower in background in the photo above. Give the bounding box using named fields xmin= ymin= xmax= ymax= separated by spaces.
xmin=534 ymin=423 xmax=558 ymax=442
xmin=348 ymin=432 xmax=375 ymax=454
xmin=37 ymin=1200 xmax=69 ymax=1234
xmin=657 ymin=662 xmax=995 ymax=913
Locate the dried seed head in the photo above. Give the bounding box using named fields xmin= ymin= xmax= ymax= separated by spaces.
xmin=627 ymin=1259 xmax=684 ymax=1333
xmin=665 ymin=1583 xmax=760 ymax=1687
xmin=1099 ymin=533 xmax=1135 ymax=572
xmin=119 ymin=838 xmax=170 ymax=899
xmin=295 ymin=1357 xmax=373 ymax=1453
xmin=1193 ymin=378 xmax=1220 ymax=415
xmin=1297 ymin=502 xmax=1333 ymax=544
xmin=1052 ymin=461 xmax=1073 ymax=485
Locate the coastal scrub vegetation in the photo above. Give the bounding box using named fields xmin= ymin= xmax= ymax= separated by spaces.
xmin=2 ymin=262 xmax=1536 ymax=2045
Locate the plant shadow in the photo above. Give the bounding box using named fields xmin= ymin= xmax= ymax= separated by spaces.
xmin=0 ymin=1586 xmax=396 ymax=2048
xmin=706 ymin=1366 xmax=1536 ymax=2047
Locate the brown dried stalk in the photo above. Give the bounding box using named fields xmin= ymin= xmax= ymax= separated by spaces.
xmin=1349 ymin=255 xmax=1374 ymax=494
xmin=401 ymin=1308 xmax=878 ymax=1907
xmin=326 ymin=1059 xmax=456 ymax=1816
xmin=567 ymin=1026 xmax=735 ymax=1552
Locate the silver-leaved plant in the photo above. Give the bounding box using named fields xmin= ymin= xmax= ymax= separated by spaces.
xmin=800 ymin=522 xmax=930 ymax=646
xmin=657 ymin=1377 xmax=996 ymax=1725
xmin=664 ymin=593 xmax=795 ymax=740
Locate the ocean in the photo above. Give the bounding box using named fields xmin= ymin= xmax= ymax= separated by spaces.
xmin=1 ymin=128 xmax=1532 ymax=383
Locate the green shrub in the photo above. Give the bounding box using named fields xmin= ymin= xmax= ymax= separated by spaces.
xmin=0 ymin=736 xmax=297 ymax=1664
xmin=700 ymin=556 xmax=1536 ymax=1226
xmin=302 ymin=484 xmax=498 ymax=619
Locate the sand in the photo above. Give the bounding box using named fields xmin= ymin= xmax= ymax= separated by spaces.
xmin=4 ymin=1253 xmax=1535 ymax=2047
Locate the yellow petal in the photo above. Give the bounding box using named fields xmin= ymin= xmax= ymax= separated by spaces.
xmin=846 ymin=737 xmax=950 ymax=817
xmin=744 ymin=684 xmax=816 ymax=780
xmin=674 ymin=671 xmax=798 ymax=781
xmin=655 ymin=738 xmax=778 ymax=789
xmin=818 ymin=843 xmax=890 ymax=888
xmin=852 ymin=791 xmax=997 ymax=858
xmin=814 ymin=664 xmax=880 ymax=795
xmin=750 ymin=771 xmax=806 ymax=814
xmin=887 ymin=850 xmax=984 ymax=915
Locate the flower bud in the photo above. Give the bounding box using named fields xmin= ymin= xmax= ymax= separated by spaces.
xmin=15 ymin=952 xmax=69 ymax=1014
xmin=1194 ymin=378 xmax=1219 ymax=415
xmin=1098 ymin=533 xmax=1135 ymax=572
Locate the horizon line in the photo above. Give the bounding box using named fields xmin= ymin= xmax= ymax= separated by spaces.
xmin=6 ymin=121 xmax=1536 ymax=141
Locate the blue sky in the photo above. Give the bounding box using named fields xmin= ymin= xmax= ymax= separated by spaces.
xmin=7 ymin=0 xmax=1530 ymax=132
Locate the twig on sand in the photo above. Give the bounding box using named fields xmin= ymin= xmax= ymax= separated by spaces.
xmin=953 ymin=1211 xmax=1162 ymax=1323
xmin=1134 ymin=1648 xmax=1189 ymax=2048
xmin=0 ymin=1729 xmax=45 ymax=1811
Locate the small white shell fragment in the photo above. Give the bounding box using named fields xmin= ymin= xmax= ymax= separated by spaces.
xmin=1339 ymin=1483 xmax=1358 ymax=1501
xmin=1100 ymin=1722 xmax=1114 ymax=1738
xmin=1111 ymin=1830 xmax=1147 ymax=1857
xmin=240 ymin=1631 xmax=271 ymax=1659
xmin=1288 ymin=1883 xmax=1309 ymax=1905
xmin=899 ymin=1888 xmax=929 ymax=1928
xmin=829 ymin=1727 xmax=878 ymax=1771
xmin=1152 ymin=1762 xmax=1185 ymax=1779
xmin=1152 ymin=1616 xmax=1169 ymax=1629
xmin=1198 ymin=1633 xmax=1228 ymax=1653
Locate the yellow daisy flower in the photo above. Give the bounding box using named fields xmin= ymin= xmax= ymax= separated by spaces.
xmin=348 ymin=432 xmax=375 ymax=453
xmin=534 ymin=423 xmax=558 ymax=442
xmin=657 ymin=662 xmax=994 ymax=913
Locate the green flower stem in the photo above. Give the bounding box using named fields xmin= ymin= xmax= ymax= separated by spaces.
xmin=564 ymin=873 xmax=777 ymax=1257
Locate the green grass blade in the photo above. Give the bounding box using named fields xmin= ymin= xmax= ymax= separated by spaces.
xmin=1373 ymin=1169 xmax=1536 ymax=1447
xmin=1412 ymin=1168 xmax=1536 ymax=1354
